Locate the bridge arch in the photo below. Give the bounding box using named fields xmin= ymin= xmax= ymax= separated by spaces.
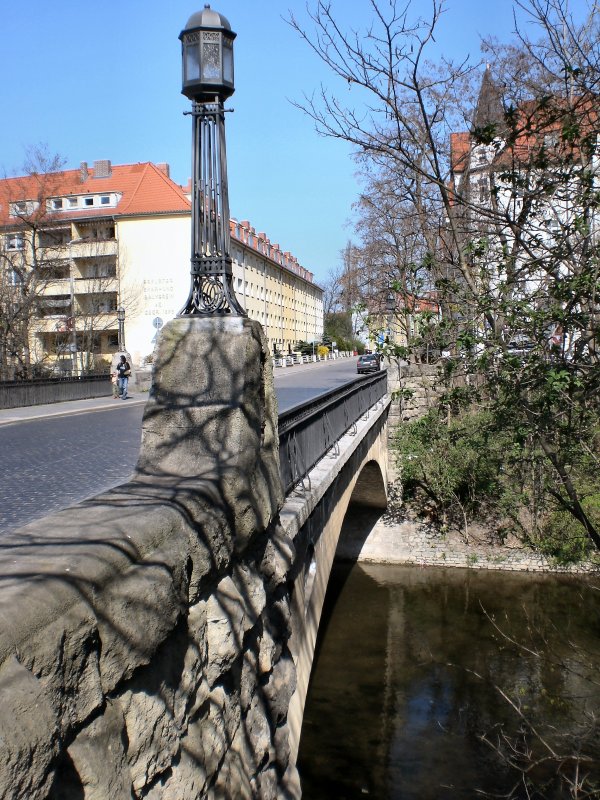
xmin=282 ymin=401 xmax=390 ymax=786
xmin=349 ymin=459 xmax=388 ymax=509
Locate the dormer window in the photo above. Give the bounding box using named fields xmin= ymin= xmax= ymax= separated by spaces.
xmin=9 ymin=200 xmax=38 ymax=217
xmin=45 ymin=194 xmax=119 ymax=212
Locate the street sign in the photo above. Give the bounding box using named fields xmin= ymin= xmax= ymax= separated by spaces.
xmin=153 ymin=317 xmax=163 ymax=330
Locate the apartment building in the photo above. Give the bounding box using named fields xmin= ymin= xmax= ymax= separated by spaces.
xmin=0 ymin=159 xmax=322 ymax=375
xmin=445 ymin=68 xmax=600 ymax=359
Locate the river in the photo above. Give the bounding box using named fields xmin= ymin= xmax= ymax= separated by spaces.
xmin=297 ymin=562 xmax=600 ymax=799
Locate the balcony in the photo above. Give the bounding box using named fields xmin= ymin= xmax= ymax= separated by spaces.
xmin=38 ymin=276 xmax=118 ymax=297
xmin=39 ymin=279 xmax=71 ymax=295
xmin=73 ymin=277 xmax=118 ymax=294
xmin=68 ymin=239 xmax=118 ymax=259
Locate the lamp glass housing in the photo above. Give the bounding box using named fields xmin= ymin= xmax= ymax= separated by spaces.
xmin=180 ymin=24 xmax=235 ymax=102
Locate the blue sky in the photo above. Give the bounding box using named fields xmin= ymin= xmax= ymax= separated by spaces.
xmin=0 ymin=1 xmax=590 ymax=284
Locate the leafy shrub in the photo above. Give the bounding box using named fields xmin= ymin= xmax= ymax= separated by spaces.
xmin=536 ymin=494 xmax=600 ymax=564
xmin=395 ymin=408 xmax=512 ymax=523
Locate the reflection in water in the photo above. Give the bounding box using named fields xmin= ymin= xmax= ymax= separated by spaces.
xmin=297 ymin=564 xmax=600 ymax=799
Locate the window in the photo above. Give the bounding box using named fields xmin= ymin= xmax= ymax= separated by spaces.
xmin=5 ymin=233 xmax=24 ymax=251
xmin=50 ymin=198 xmax=63 ymax=211
xmin=84 ymin=197 xmax=94 ymax=207
xmin=67 ymin=197 xmax=78 ymax=208
xmin=100 ymin=195 xmax=110 ymax=205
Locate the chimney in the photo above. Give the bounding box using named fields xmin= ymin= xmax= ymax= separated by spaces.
xmin=93 ymin=159 xmax=112 ymax=178
xmin=156 ymin=162 xmax=170 ymax=178
xmin=80 ymin=162 xmax=89 ymax=182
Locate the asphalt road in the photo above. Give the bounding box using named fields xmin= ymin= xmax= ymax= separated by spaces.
xmin=0 ymin=358 xmax=360 ymax=533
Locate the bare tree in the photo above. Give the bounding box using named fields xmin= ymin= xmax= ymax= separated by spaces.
xmin=289 ymin=0 xmax=600 ymax=551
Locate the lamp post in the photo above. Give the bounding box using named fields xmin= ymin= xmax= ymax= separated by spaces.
xmin=117 ymin=305 xmax=126 ymax=352
xmin=385 ymin=288 xmax=395 ymax=342
xmin=179 ymin=5 xmax=245 ymax=316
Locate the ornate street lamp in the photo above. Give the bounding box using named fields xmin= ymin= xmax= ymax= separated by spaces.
xmin=385 ymin=288 xmax=395 ymax=341
xmin=117 ymin=305 xmax=126 ymax=351
xmin=179 ymin=5 xmax=245 ymax=316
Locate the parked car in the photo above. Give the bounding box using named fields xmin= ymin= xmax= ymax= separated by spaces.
xmin=357 ymin=354 xmax=381 ymax=374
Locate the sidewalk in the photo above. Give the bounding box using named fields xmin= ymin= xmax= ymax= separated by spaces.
xmin=0 ymin=393 xmax=148 ymax=426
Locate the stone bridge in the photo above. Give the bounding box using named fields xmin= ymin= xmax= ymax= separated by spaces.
xmin=0 ymin=317 xmax=389 ymax=799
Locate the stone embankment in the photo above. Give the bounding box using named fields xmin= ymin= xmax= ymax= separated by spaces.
xmin=338 ymin=502 xmax=599 ymax=575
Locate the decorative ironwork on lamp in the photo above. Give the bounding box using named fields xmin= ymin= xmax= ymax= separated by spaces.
xmin=178 ymin=5 xmax=245 ymax=316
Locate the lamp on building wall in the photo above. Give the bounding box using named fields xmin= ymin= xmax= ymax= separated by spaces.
xmin=117 ymin=305 xmax=126 ymax=351
xmin=178 ymin=5 xmax=245 ymax=316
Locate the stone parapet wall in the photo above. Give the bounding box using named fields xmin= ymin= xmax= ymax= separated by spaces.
xmin=0 ymin=487 xmax=295 ymax=800
xmin=0 ymin=318 xmax=297 ymax=800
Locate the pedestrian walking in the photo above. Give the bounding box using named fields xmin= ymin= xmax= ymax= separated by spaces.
xmin=116 ymin=355 xmax=131 ymax=399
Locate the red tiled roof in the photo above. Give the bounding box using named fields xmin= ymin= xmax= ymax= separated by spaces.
xmin=0 ymin=162 xmax=190 ymax=227
xmin=450 ymin=132 xmax=470 ymax=173
xmin=450 ymin=93 xmax=599 ymax=176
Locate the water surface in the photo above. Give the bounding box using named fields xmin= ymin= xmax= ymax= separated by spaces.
xmin=298 ymin=563 xmax=600 ymax=799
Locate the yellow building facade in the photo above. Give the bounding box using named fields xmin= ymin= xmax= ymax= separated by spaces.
xmin=0 ymin=160 xmax=323 ymax=374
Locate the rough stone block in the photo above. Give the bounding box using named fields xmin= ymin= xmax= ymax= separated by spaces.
xmin=197 ymin=687 xmax=240 ymax=780
xmin=66 ymin=700 xmax=132 ymax=800
xmin=0 ymin=656 xmax=57 ymax=800
xmin=260 ymin=523 xmax=295 ymax=591
xmin=205 ymin=568 xmax=265 ymax=688
xmin=118 ymin=618 xmax=191 ymax=792
xmin=18 ymin=604 xmax=102 ymax=736
xmin=96 ymin=543 xmax=188 ymax=694
xmin=262 ymin=656 xmax=296 ymax=726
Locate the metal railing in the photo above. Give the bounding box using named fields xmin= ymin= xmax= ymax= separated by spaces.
xmin=0 ymin=373 xmax=112 ymax=409
xmin=278 ymin=370 xmax=387 ymax=495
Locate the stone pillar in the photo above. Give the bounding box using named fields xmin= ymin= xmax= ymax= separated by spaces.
xmin=136 ymin=314 xmax=283 ymax=550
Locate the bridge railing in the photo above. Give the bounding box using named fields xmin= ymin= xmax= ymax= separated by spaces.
xmin=0 ymin=373 xmax=112 ymax=409
xmin=278 ymin=370 xmax=387 ymax=495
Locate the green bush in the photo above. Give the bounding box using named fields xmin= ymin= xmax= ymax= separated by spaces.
xmin=536 ymin=494 xmax=600 ymax=565
xmin=395 ymin=408 xmax=511 ymax=522
xmin=395 ymin=404 xmax=600 ymax=560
